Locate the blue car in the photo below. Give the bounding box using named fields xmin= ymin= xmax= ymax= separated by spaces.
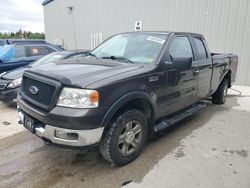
xmin=0 ymin=39 xmax=47 ymax=46
xmin=0 ymin=38 xmax=64 ymax=49
xmin=0 ymin=43 xmax=63 ymax=73
xmin=0 ymin=50 xmax=89 ymax=106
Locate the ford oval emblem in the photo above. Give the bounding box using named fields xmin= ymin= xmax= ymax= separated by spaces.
xmin=29 ymin=86 xmax=39 ymax=95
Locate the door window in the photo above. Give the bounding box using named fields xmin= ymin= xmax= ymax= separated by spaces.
xmin=194 ymin=37 xmax=207 ymax=60
xmin=26 ymin=46 xmax=53 ymax=57
xmin=169 ymin=37 xmax=193 ymax=59
xmin=14 ymin=46 xmax=26 ymax=59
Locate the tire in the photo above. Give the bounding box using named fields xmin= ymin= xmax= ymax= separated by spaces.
xmin=7 ymin=101 xmax=17 ymax=108
xmin=212 ymin=79 xmax=228 ymax=105
xmin=99 ymin=109 xmax=148 ymax=166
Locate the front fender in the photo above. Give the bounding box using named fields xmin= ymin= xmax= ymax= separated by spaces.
xmin=101 ymin=91 xmax=156 ymax=127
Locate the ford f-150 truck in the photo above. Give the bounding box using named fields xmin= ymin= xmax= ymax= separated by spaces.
xmin=17 ymin=32 xmax=238 ymax=165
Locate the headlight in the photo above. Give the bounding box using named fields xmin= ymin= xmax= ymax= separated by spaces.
xmin=7 ymin=77 xmax=22 ymax=88
xmin=57 ymin=88 xmax=99 ymax=108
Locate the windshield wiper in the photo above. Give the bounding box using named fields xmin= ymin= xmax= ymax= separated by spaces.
xmin=102 ymin=56 xmax=134 ymax=64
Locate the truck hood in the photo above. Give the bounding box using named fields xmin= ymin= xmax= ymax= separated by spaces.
xmin=26 ymin=58 xmax=143 ymax=88
xmin=2 ymin=67 xmax=28 ymax=80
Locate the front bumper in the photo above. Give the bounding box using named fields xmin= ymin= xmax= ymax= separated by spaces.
xmin=18 ymin=109 xmax=104 ymax=147
xmin=17 ymin=95 xmax=108 ymax=130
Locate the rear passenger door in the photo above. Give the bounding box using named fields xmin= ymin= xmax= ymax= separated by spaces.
xmin=192 ymin=36 xmax=212 ymax=98
xmin=0 ymin=46 xmax=27 ymax=72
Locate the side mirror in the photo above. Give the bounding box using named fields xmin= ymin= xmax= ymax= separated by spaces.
xmin=164 ymin=56 xmax=192 ymax=70
xmin=171 ymin=54 xmax=192 ymax=63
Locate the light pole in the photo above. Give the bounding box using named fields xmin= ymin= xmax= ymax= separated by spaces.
xmin=67 ymin=6 xmax=77 ymax=52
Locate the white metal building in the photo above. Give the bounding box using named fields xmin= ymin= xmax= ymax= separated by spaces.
xmin=43 ymin=0 xmax=250 ymax=86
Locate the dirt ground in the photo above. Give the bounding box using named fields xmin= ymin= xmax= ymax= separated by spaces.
xmin=0 ymin=86 xmax=250 ymax=188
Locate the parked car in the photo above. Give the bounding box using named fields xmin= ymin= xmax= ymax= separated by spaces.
xmin=0 ymin=39 xmax=46 ymax=46
xmin=17 ymin=31 xmax=238 ymax=165
xmin=0 ymin=51 xmax=89 ymax=106
xmin=0 ymin=43 xmax=63 ymax=73
xmin=0 ymin=39 xmax=64 ymax=50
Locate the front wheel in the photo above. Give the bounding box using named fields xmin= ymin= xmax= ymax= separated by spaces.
xmin=212 ymin=79 xmax=228 ymax=105
xmin=99 ymin=109 xmax=148 ymax=165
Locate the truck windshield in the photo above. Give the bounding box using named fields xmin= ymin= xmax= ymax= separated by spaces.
xmin=92 ymin=33 xmax=168 ymax=64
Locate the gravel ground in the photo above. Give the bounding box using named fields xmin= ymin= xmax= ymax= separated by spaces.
xmin=0 ymin=86 xmax=250 ymax=188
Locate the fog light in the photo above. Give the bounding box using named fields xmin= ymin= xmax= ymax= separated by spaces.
xmin=55 ymin=130 xmax=78 ymax=140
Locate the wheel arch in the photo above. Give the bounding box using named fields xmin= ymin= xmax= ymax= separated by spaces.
xmin=101 ymin=92 xmax=156 ymax=129
xmin=223 ymin=69 xmax=232 ymax=88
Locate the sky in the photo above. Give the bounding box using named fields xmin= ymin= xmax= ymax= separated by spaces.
xmin=0 ymin=0 xmax=44 ymax=33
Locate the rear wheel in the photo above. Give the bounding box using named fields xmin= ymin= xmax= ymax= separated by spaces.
xmin=99 ymin=109 xmax=148 ymax=165
xmin=212 ymin=79 xmax=228 ymax=105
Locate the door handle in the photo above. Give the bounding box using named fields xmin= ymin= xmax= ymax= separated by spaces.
xmin=193 ymin=68 xmax=199 ymax=74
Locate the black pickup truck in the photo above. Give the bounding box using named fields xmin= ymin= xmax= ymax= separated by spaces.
xmin=17 ymin=32 xmax=238 ymax=165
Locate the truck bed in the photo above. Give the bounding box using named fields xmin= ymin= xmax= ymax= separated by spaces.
xmin=211 ymin=53 xmax=238 ymax=89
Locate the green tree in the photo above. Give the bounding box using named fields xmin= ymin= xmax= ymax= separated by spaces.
xmin=0 ymin=29 xmax=45 ymax=39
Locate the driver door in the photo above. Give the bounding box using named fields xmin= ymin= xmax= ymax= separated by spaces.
xmin=160 ymin=35 xmax=199 ymax=116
